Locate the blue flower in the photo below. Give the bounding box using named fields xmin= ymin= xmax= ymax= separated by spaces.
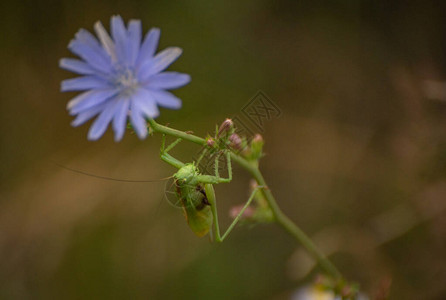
xmin=60 ymin=15 xmax=190 ymax=141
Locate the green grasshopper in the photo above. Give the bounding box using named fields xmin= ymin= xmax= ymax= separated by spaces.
xmin=160 ymin=134 xmax=263 ymax=242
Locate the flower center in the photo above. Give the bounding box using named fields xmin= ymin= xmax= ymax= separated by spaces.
xmin=114 ymin=67 xmax=138 ymax=96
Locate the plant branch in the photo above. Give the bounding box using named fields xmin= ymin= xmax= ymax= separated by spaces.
xmin=147 ymin=119 xmax=342 ymax=280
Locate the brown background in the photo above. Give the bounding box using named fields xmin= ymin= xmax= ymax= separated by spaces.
xmin=1 ymin=1 xmax=446 ymax=299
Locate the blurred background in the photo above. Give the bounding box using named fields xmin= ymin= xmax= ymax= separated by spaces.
xmin=1 ymin=0 xmax=446 ymax=299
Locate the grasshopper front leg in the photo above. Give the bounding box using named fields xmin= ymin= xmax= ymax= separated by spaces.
xmin=160 ymin=134 xmax=185 ymax=169
xmin=205 ymin=183 xmax=264 ymax=242
xmin=196 ymin=151 xmax=232 ymax=185
xmin=214 ymin=151 xmax=232 ymax=183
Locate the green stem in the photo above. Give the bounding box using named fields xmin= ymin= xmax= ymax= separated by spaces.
xmin=147 ymin=119 xmax=342 ymax=280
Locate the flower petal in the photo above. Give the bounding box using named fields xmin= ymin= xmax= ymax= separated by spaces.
xmin=87 ymin=98 xmax=119 ymax=140
xmin=145 ymin=72 xmax=191 ymax=90
xmin=94 ymin=21 xmax=117 ymax=62
xmin=68 ymin=29 xmax=112 ymax=73
xmin=67 ymin=89 xmax=118 ymax=115
xmin=130 ymin=100 xmax=148 ymax=139
xmin=136 ymin=28 xmax=160 ymax=67
xmin=133 ymin=88 xmax=160 ymax=119
xmin=127 ymin=20 xmax=142 ymax=66
xmin=112 ymin=98 xmax=130 ymax=141
xmin=111 ymin=15 xmax=129 ymax=64
xmin=138 ymin=47 xmax=182 ymax=80
xmin=59 ymin=58 xmax=97 ymax=75
xmin=149 ymin=90 xmax=182 ymax=109
xmin=61 ymin=76 xmax=111 ymax=92
xmin=71 ymin=102 xmax=107 ymax=127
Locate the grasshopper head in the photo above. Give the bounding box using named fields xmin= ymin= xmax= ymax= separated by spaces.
xmin=174 ymin=163 xmax=199 ymax=185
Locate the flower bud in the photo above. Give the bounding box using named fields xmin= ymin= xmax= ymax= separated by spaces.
xmin=249 ymin=179 xmax=258 ymax=190
xmin=229 ymin=203 xmax=274 ymax=224
xmin=249 ymin=134 xmax=264 ymax=160
xmin=229 ymin=133 xmax=242 ymax=150
xmin=229 ymin=205 xmax=255 ymax=220
xmin=217 ymin=118 xmax=233 ymax=137
xmin=206 ymin=137 xmax=215 ymax=147
xmin=252 ymin=133 xmax=263 ymax=145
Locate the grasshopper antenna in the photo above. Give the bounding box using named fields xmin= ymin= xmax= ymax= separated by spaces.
xmin=53 ymin=161 xmax=172 ymax=183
